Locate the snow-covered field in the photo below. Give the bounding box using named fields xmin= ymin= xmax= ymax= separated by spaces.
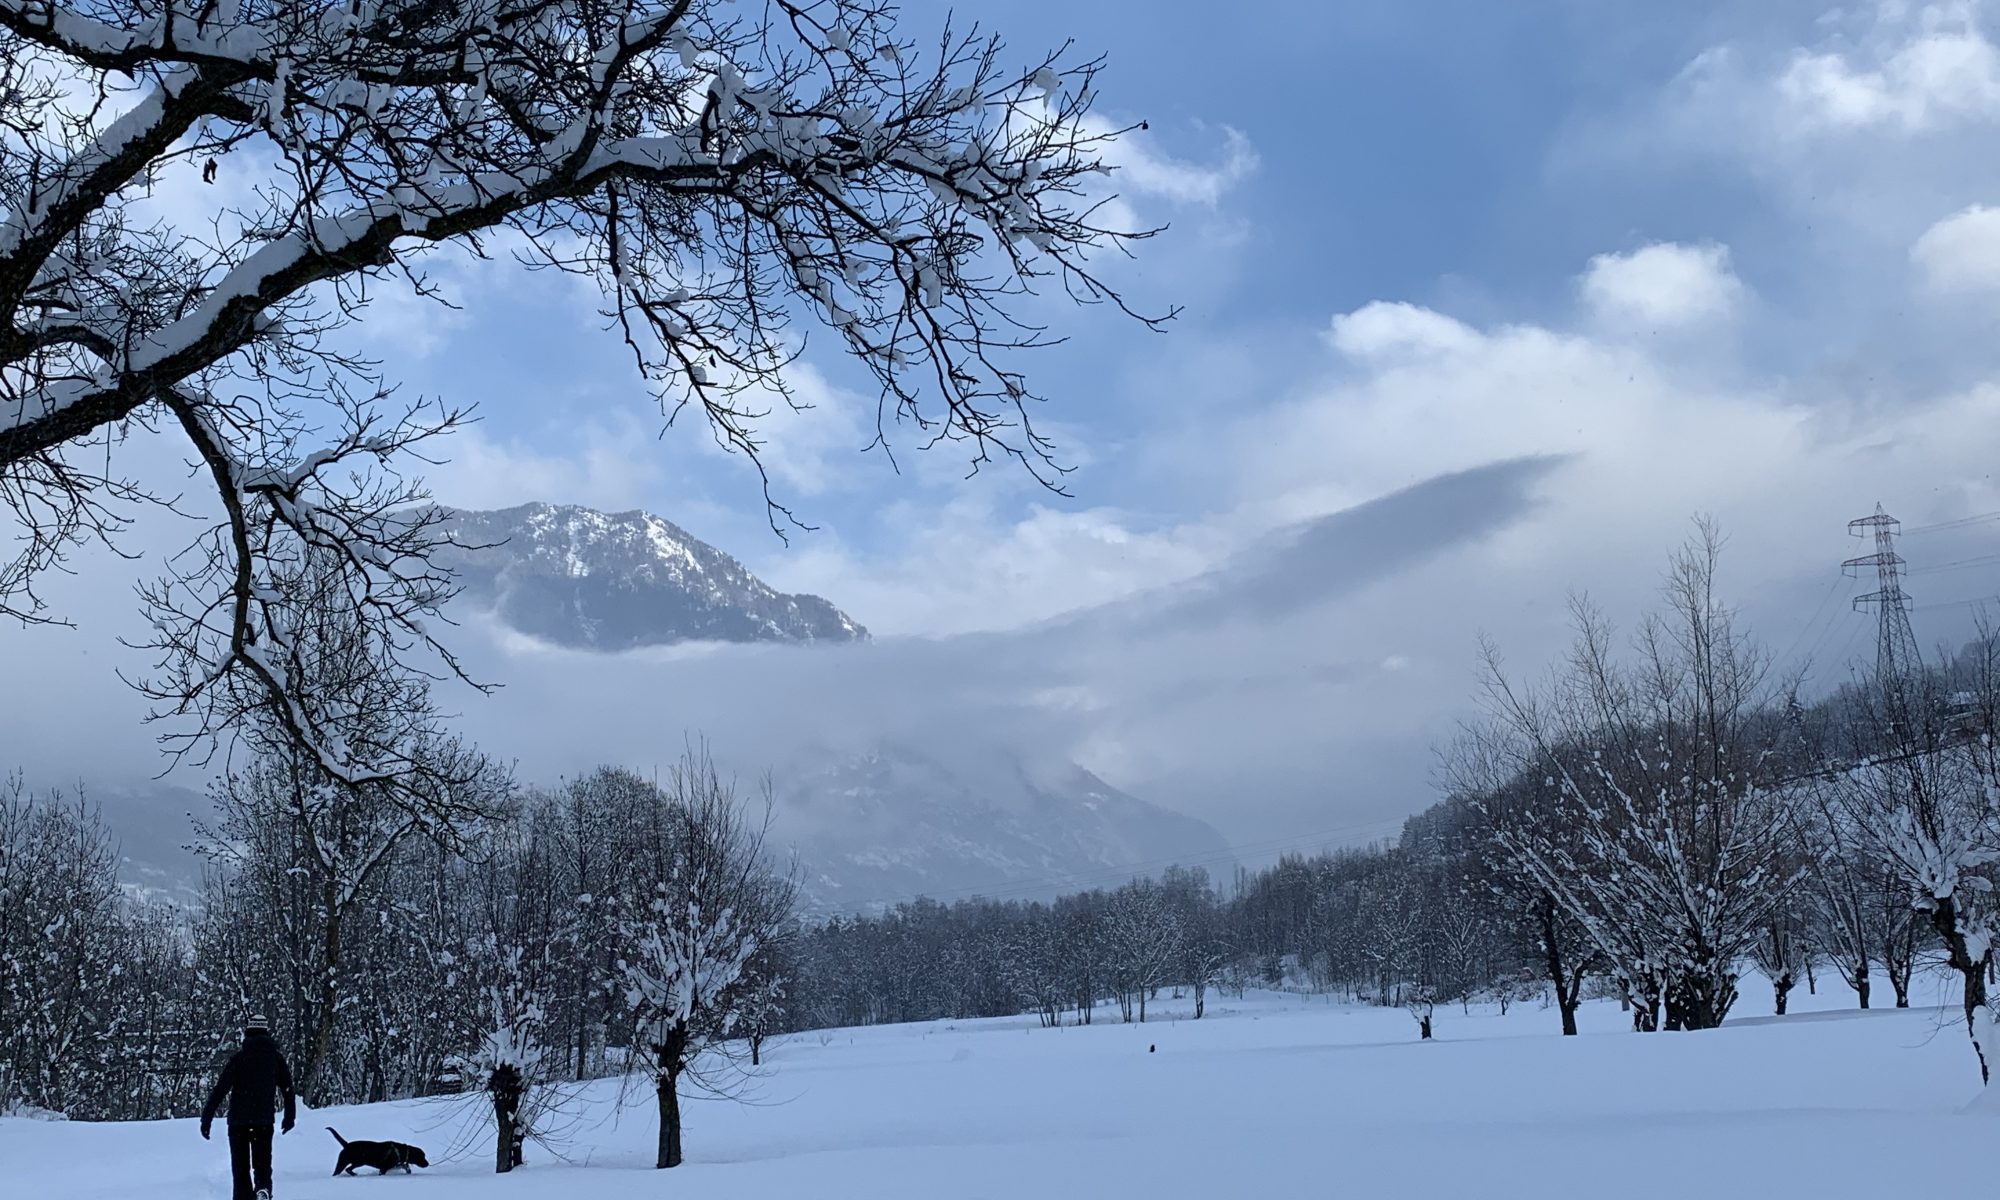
xmin=13 ymin=981 xmax=1997 ymax=1199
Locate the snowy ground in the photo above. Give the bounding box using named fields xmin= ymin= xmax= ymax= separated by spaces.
xmin=12 ymin=979 xmax=1998 ymax=1199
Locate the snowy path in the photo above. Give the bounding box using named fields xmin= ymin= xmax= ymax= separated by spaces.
xmin=10 ymin=984 xmax=1994 ymax=1199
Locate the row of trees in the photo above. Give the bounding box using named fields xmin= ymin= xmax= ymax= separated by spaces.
xmin=764 ymin=524 xmax=2000 ymax=1087
xmin=0 ymin=753 xmax=795 ymax=1172
xmin=1454 ymin=521 xmax=2000 ymax=1082
xmin=0 ymin=779 xmax=194 ymax=1119
xmin=791 ymin=866 xmax=1229 ymax=1033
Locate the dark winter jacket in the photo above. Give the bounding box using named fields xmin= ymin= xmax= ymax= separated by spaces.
xmin=202 ymin=1032 xmax=298 ymax=1130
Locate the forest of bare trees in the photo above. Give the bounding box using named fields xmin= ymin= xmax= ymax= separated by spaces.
xmin=0 ymin=747 xmax=797 ymax=1176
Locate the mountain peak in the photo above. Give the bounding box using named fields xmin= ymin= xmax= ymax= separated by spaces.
xmin=433 ymin=502 xmax=867 ymax=650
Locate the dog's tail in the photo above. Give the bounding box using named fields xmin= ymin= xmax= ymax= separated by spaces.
xmin=326 ymin=1127 xmax=348 ymax=1146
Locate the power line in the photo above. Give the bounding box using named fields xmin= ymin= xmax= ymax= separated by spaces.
xmin=1909 ymin=553 xmax=2000 ymax=576
xmin=1903 ymin=510 xmax=2000 ymax=536
xmin=1911 ymin=596 xmax=2000 ymax=614
xmin=1777 ymin=572 xmax=1847 ymax=665
xmin=1779 ymin=570 xmax=1855 ymax=676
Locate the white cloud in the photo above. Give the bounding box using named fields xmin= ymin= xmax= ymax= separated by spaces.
xmin=1325 ymin=301 xmax=1484 ymax=363
xmin=1778 ymin=3 xmax=2000 ymax=132
xmin=426 ymin=416 xmax=669 ymax=512
xmin=1579 ymin=242 xmax=1746 ymax=329
xmin=1101 ymin=123 xmax=1258 ymax=207
xmin=766 ymin=495 xmax=1221 ymax=637
xmin=1912 ymin=203 xmax=2000 ymax=290
xmin=1060 ymin=118 xmax=1257 ymax=251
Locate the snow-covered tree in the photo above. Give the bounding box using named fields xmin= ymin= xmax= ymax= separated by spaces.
xmin=460 ymin=944 xmax=547 ymax=1173
xmin=0 ymin=0 xmax=1162 ymax=782
xmin=615 ymin=747 xmax=795 ymax=1169
xmin=539 ymin=767 xmax=661 ymax=1081
xmin=1796 ymin=774 xmax=1883 ymax=1009
xmin=1477 ymin=522 xmax=1800 ymax=1031
xmin=0 ymin=780 xmax=127 ymax=1115
xmin=1003 ymin=904 xmax=1069 ymax=1028
xmin=1105 ymin=879 xmax=1181 ymax=1023
xmin=199 ymin=722 xmax=511 ymax=1102
xmin=1162 ymin=866 xmax=1228 ymax=1019
xmin=1405 ymin=984 xmax=1435 ymax=1040
xmin=1750 ymin=905 xmax=1811 ymax=1016
xmin=735 ymin=932 xmax=794 ymax=1069
xmin=1823 ymin=636 xmax=2000 ymax=1083
xmin=1053 ymin=890 xmax=1105 ymax=1025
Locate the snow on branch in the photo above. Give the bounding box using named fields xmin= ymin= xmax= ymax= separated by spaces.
xmin=0 ymin=0 xmax=1162 ymax=790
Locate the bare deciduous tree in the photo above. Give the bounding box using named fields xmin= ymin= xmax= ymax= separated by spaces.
xmin=616 ymin=747 xmax=795 ymax=1169
xmin=1477 ymin=520 xmax=1799 ymax=1032
xmin=1824 ymin=634 xmax=2000 ymax=1083
xmin=1 ymin=0 xmax=1161 ymax=780
xmin=200 ymin=716 xmax=511 ymax=1101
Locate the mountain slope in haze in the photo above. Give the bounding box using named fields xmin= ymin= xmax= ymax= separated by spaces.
xmin=776 ymin=743 xmax=1236 ymax=915
xmin=434 ymin=502 xmax=866 ymax=650
xmin=89 ymin=749 xmax=1233 ymax=920
xmin=84 ymin=505 xmax=1230 ymax=916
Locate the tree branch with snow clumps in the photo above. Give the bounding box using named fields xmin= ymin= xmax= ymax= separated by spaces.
xmin=0 ymin=0 xmax=1164 ymax=786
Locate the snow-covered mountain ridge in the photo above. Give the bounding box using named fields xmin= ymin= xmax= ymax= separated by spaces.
xmin=432 ymin=502 xmax=866 ymax=650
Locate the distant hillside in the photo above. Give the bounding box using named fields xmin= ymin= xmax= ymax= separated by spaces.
xmin=777 ymin=743 xmax=1236 ymax=915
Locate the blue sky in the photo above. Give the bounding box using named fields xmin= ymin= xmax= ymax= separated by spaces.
xmin=17 ymin=0 xmax=2000 ymax=854
xmin=387 ymin=0 xmax=2000 ymax=567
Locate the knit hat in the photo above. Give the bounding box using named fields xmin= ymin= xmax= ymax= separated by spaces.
xmin=245 ymin=1013 xmax=270 ymax=1033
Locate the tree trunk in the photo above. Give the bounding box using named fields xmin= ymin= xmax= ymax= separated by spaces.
xmin=1885 ymin=947 xmax=1913 ymax=1007
xmin=1419 ymin=1014 xmax=1432 ymax=1039
xmin=1927 ymin=896 xmax=1992 ymax=1084
xmin=654 ymin=1020 xmax=690 ymax=1168
xmin=1773 ymin=972 xmax=1792 ymax=1016
xmin=1851 ymin=964 xmax=1871 ymax=1010
xmin=490 ymin=1067 xmax=522 ymax=1174
xmin=1663 ymin=983 xmax=1686 ymax=1032
xmin=655 ymin=1070 xmax=683 ymax=1168
xmin=749 ymin=1033 xmax=762 ymax=1067
xmin=1667 ymin=968 xmax=1734 ymax=1031
xmin=1557 ymin=968 xmax=1584 ymax=1037
xmin=1804 ymin=957 xmax=1817 ymax=995
xmin=1538 ymin=896 xmax=1582 ymax=1036
xmin=1193 ymin=980 xmax=1206 ymax=1020
xmin=304 ymin=894 xmax=343 ymax=1104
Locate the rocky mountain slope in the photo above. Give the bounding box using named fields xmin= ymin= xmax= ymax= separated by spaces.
xmin=433 ymin=502 xmax=866 ymax=650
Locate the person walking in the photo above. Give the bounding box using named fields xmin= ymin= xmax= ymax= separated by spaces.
xmin=200 ymin=1014 xmax=298 ymax=1200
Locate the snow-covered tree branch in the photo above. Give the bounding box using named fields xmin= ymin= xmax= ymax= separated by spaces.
xmin=0 ymin=0 xmax=1162 ymax=783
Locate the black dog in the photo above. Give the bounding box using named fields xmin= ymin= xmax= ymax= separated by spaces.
xmin=328 ymin=1127 xmax=430 ymax=1175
